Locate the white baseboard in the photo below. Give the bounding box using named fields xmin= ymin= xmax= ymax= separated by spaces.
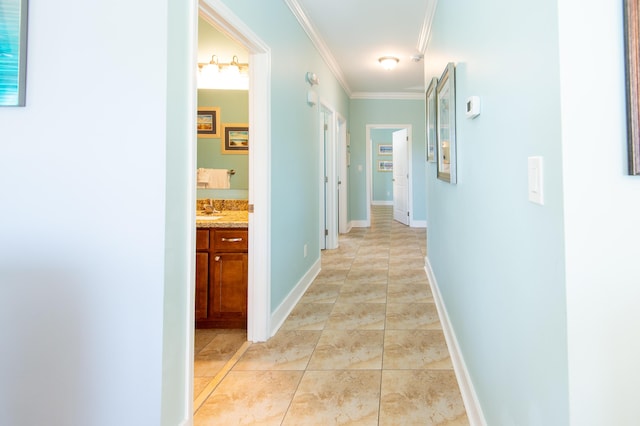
xmin=371 ymin=200 xmax=393 ymax=206
xmin=410 ymin=219 xmax=427 ymax=228
xmin=270 ymin=257 xmax=321 ymax=336
xmin=351 ymin=220 xmax=370 ymax=228
xmin=425 ymin=257 xmax=487 ymax=426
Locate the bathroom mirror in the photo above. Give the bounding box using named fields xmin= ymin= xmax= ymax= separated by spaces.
xmin=197 ymin=17 xmax=249 ymax=199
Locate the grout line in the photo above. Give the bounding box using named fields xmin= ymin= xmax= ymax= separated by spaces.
xmin=193 ymin=340 xmax=252 ymax=414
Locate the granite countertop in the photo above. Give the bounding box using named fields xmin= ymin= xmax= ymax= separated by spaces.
xmin=196 ymin=210 xmax=248 ymax=228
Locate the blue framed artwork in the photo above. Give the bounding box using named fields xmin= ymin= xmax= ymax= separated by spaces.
xmin=0 ymin=0 xmax=28 ymax=106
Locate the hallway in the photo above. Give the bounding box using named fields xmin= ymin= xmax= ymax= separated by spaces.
xmin=193 ymin=205 xmax=468 ymax=425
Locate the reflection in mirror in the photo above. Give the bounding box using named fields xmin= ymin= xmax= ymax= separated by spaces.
xmin=197 ymin=17 xmax=249 ymax=200
xmin=197 ymin=89 xmax=248 ymax=200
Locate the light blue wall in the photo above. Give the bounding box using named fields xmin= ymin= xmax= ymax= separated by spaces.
xmin=371 ymin=129 xmax=397 ymax=202
xmin=218 ymin=0 xmax=350 ymax=311
xmin=425 ymin=0 xmax=568 ymax=424
xmin=197 ymin=89 xmax=249 ymax=190
xmin=349 ymin=99 xmax=426 ymax=222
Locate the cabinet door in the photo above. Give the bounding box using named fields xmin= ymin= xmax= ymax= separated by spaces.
xmin=194 ymin=252 xmax=209 ymax=320
xmin=210 ymin=252 xmax=248 ymax=319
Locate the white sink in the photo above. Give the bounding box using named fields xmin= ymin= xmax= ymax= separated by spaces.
xmin=196 ymin=215 xmax=222 ymax=221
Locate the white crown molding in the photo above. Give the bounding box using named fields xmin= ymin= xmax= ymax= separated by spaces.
xmin=351 ymin=91 xmax=424 ymax=101
xmin=283 ymin=0 xmax=352 ymax=97
xmin=417 ymin=0 xmax=438 ymax=53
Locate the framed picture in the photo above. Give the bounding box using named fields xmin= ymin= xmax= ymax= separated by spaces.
xmin=378 ymin=144 xmax=392 ymax=155
xmin=377 ymin=160 xmax=393 ymax=172
xmin=197 ymin=107 xmax=220 ymax=138
xmin=624 ymin=0 xmax=640 ymax=175
xmin=436 ymin=62 xmax=457 ymax=183
xmin=0 ymin=0 xmax=29 ymax=107
xmin=425 ymin=77 xmax=438 ymax=162
xmin=221 ymin=123 xmax=248 ymax=154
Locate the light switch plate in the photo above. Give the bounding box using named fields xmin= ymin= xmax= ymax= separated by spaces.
xmin=528 ymin=156 xmax=544 ymax=205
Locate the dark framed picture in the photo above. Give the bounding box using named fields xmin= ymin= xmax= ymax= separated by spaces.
xmin=624 ymin=0 xmax=640 ymax=175
xmin=221 ymin=123 xmax=248 ymax=154
xmin=197 ymin=107 xmax=220 ymax=138
xmin=436 ymin=62 xmax=457 ymax=184
xmin=425 ymin=77 xmax=438 ymax=162
xmin=0 ymin=0 xmax=29 ymax=107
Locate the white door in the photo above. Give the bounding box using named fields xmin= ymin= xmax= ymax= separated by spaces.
xmin=392 ymin=129 xmax=409 ymax=225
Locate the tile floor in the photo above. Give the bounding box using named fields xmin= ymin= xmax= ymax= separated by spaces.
xmin=193 ymin=205 xmax=469 ymax=425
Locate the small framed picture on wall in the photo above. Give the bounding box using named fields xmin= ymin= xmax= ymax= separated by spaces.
xmin=197 ymin=107 xmax=220 ymax=138
xmin=377 ymin=160 xmax=393 ymax=172
xmin=221 ymin=123 xmax=249 ymax=154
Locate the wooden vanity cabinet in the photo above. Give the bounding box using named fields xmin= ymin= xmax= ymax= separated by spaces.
xmin=195 ymin=228 xmax=248 ymax=329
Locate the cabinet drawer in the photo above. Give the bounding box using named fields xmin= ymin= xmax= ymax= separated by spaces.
xmin=196 ymin=229 xmax=209 ymax=250
xmin=212 ymin=229 xmax=248 ymax=252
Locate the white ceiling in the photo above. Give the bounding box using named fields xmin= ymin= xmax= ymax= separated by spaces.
xmin=287 ymin=0 xmax=437 ymax=99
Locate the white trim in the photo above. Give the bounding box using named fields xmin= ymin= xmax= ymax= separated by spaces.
xmin=410 ymin=219 xmax=427 ymax=228
xmin=350 ymin=219 xmax=370 ymax=228
xmin=270 ymin=258 xmax=322 ymax=335
xmin=343 ymin=221 xmax=353 ymax=234
xmin=372 ymin=200 xmax=393 ymax=206
xmin=337 ymin=114 xmax=348 ymax=235
xmin=425 ymin=257 xmax=488 ymax=426
xmin=199 ymin=0 xmax=272 ymax=344
xmin=416 ymin=0 xmax=438 ymax=53
xmin=351 ymin=92 xmax=424 ymax=100
xmin=320 ymin=101 xmax=339 ymax=250
xmin=283 ymin=0 xmax=351 ymax=96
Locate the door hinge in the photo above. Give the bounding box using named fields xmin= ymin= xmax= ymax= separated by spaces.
xmin=248 ymin=204 xmax=254 ymax=213
xmin=325 ymin=229 xmax=328 ymax=236
xmin=407 ymin=211 xmax=410 ymax=216
xmin=406 ymin=136 xmax=409 ymax=141
xmin=324 ymin=176 xmax=328 ymax=183
xmin=324 ymin=124 xmax=328 ymax=130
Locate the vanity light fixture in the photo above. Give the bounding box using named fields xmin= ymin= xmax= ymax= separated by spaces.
xmin=198 ymin=54 xmax=248 ymax=75
xmin=378 ymin=56 xmax=399 ymax=70
xmin=198 ymin=53 xmax=249 ymax=90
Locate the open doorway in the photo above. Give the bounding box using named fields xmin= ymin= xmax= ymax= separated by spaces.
xmin=365 ymin=124 xmax=413 ymax=226
xmin=199 ymin=0 xmax=271 ymax=344
xmin=319 ymin=102 xmax=340 ymax=250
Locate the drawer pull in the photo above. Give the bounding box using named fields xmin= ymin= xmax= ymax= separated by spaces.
xmin=221 ymin=237 xmax=243 ymax=242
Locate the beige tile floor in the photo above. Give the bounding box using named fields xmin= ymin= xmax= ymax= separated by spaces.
xmin=193 ymin=205 xmax=469 ymax=425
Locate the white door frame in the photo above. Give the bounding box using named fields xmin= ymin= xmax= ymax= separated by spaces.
xmin=365 ymin=124 xmax=413 ymax=226
xmin=337 ymin=114 xmax=348 ymax=234
xmin=199 ymin=0 xmax=271 ymax=342
xmin=319 ymin=101 xmax=338 ymax=250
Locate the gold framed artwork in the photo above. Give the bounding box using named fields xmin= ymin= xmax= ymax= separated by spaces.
xmin=221 ymin=123 xmax=249 ymax=154
xmin=624 ymin=0 xmax=640 ymax=175
xmin=197 ymin=107 xmax=220 ymax=138
xmin=436 ymin=62 xmax=457 ymax=184
xmin=378 ymin=144 xmax=392 ymax=155
xmin=377 ymin=160 xmax=393 ymax=172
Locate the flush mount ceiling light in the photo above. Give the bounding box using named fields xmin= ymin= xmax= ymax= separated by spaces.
xmin=378 ymin=56 xmax=399 ymax=70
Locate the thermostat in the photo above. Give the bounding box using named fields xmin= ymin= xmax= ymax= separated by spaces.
xmin=466 ymin=96 xmax=480 ymax=119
